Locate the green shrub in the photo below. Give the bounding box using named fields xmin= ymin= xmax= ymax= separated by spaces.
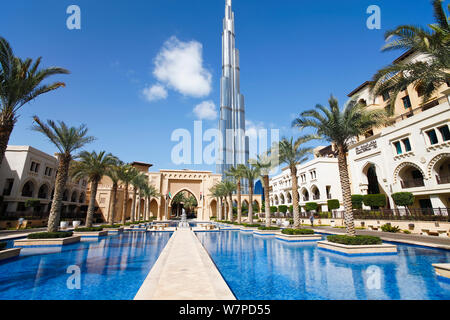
xmin=257 ymin=226 xmax=281 ymax=230
xmin=25 ymin=199 xmax=40 ymax=208
xmin=351 ymin=195 xmax=364 ymax=209
xmin=327 ymin=199 xmax=340 ymax=211
xmin=319 ymin=212 xmax=332 ymax=218
xmin=392 ymin=192 xmax=415 ymax=207
xmin=270 ymin=206 xmax=277 ymax=213
xmin=75 ymin=227 xmax=103 ymax=232
xmin=288 ymin=205 xmax=293 ymax=213
xmin=102 ymin=224 xmax=122 ymax=228
xmin=363 ymin=194 xmax=387 ymax=208
xmin=242 ymin=224 xmax=260 ymax=228
xmin=282 ymin=228 xmax=314 ymax=235
xmin=305 ymin=202 xmax=318 ymax=212
xmin=327 ymin=235 xmax=382 ymax=245
xmin=380 ymin=224 xmax=400 ymax=233
xmin=289 ymin=219 xmax=294 ymax=225
xmin=402 ymin=230 xmax=411 ymax=234
xmin=278 ymin=205 xmax=288 ymax=213
xmin=0 ymin=242 xmax=6 ymax=250
xmin=28 ymin=232 xmax=73 ymax=239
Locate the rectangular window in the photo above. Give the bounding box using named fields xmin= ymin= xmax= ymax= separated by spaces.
xmin=402 ymin=96 xmax=412 ymax=109
xmin=438 ymin=125 xmax=450 ymax=142
xmin=3 ymin=179 xmax=14 ymax=196
xmin=402 ymin=138 xmax=412 ymax=152
xmin=394 ymin=141 xmax=402 ymax=155
xmin=426 ymin=129 xmax=439 ymax=145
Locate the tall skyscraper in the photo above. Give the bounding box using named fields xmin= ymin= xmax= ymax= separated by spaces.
xmin=217 ymin=0 xmax=249 ymax=192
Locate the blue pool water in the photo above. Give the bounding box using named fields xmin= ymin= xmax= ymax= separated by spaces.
xmin=196 ymin=230 xmax=450 ymax=300
xmin=0 ymin=232 xmax=171 ymax=300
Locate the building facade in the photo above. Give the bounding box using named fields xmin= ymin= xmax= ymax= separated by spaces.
xmin=0 ymin=146 xmax=88 ymax=216
xmin=347 ymin=51 xmax=450 ymax=210
xmin=93 ymin=163 xmax=263 ymax=223
xmin=217 ymin=0 xmax=250 ymax=191
xmin=269 ymin=146 xmax=344 ymax=213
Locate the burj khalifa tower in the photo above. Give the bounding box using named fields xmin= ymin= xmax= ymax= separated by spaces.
xmin=217 ymin=0 xmax=249 ymax=192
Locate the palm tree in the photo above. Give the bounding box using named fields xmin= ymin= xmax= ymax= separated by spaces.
xmin=292 ymin=96 xmax=386 ymax=236
xmin=226 ymin=164 xmax=247 ymax=223
xmin=222 ymin=180 xmax=237 ymax=221
xmin=277 ymin=137 xmax=313 ymax=228
xmin=32 ymin=117 xmax=95 ymax=232
xmin=210 ymin=183 xmax=228 ymax=221
xmin=183 ymin=194 xmax=198 ymax=217
xmin=117 ymin=165 xmax=139 ymax=224
xmin=105 ymin=160 xmax=124 ymax=225
xmin=142 ymin=184 xmax=159 ymax=220
xmin=71 ymin=151 xmax=118 ymax=227
xmin=250 ymin=152 xmax=275 ymax=227
xmin=0 ymin=37 xmax=70 ymax=166
xmin=371 ymin=0 xmax=450 ymax=115
xmin=172 ymin=192 xmax=185 ymax=217
xmin=130 ymin=173 xmax=147 ymax=222
xmin=241 ymin=165 xmax=261 ymax=224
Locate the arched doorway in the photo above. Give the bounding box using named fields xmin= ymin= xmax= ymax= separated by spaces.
xmin=150 ymin=199 xmax=159 ymax=218
xmin=365 ymin=165 xmax=381 ymax=194
xmin=210 ymin=199 xmax=217 ymax=218
xmin=170 ymin=190 xmax=198 ymax=219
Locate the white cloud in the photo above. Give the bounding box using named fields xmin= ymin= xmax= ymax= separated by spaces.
xmin=142 ymin=84 xmax=168 ymax=102
xmin=153 ymin=36 xmax=212 ymax=98
xmin=245 ymin=120 xmax=267 ymax=140
xmin=193 ymin=100 xmax=217 ymax=120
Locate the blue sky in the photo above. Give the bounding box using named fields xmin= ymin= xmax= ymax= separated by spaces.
xmin=1 ymin=0 xmax=444 ymax=173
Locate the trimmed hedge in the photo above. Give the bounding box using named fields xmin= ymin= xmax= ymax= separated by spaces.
xmin=75 ymin=227 xmax=103 ymax=232
xmin=278 ymin=205 xmax=288 ymax=213
xmin=102 ymin=224 xmax=122 ymax=229
xmin=327 ymin=235 xmax=382 ymax=245
xmin=392 ymin=192 xmax=414 ymax=207
xmin=28 ymin=232 xmax=73 ymax=239
xmin=282 ymin=228 xmax=314 ymax=235
xmin=257 ymin=226 xmax=281 ymax=230
xmin=363 ymin=194 xmax=386 ymax=208
xmin=351 ymin=195 xmax=364 ymax=209
xmin=327 ymin=199 xmax=340 ymax=211
xmin=0 ymin=242 xmax=6 ymax=250
xmin=242 ymin=224 xmax=260 ymax=228
xmin=305 ymin=202 xmax=318 ymax=212
xmin=270 ymin=206 xmax=278 ymax=213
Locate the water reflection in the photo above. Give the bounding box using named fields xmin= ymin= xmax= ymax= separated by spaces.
xmin=197 ymin=231 xmax=450 ymax=300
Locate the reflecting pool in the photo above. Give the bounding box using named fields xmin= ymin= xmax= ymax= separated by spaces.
xmin=0 ymin=232 xmax=171 ymax=300
xmin=196 ymin=230 xmax=450 ymax=300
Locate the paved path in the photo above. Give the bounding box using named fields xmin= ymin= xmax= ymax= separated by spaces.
xmin=134 ymin=229 xmax=235 ymax=300
xmin=312 ymin=226 xmax=450 ymax=250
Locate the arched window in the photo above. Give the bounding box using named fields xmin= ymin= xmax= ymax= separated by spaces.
xmin=79 ymin=192 xmax=86 ymax=203
xmin=38 ymin=184 xmax=49 ymax=199
xmin=22 ymin=181 xmax=35 ymax=197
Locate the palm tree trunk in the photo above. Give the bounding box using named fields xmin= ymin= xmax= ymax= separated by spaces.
xmin=337 ymin=145 xmax=355 ymax=236
xmin=145 ymin=197 xmax=149 ymax=221
xmin=47 ymin=154 xmax=71 ymax=232
xmin=131 ymin=188 xmax=137 ymax=223
xmin=86 ymin=180 xmax=99 ymax=227
xmin=0 ymin=122 xmax=13 ymax=170
xmin=108 ymin=182 xmax=118 ymax=225
xmin=121 ymin=183 xmax=128 ymax=224
xmin=137 ymin=195 xmax=141 ymax=221
xmin=217 ymin=197 xmax=222 ymax=220
xmin=248 ymin=184 xmax=254 ymax=224
xmin=237 ymin=180 xmax=242 ymax=224
xmin=263 ymin=175 xmax=271 ymax=227
xmin=291 ymin=165 xmax=300 ymax=228
xmin=228 ymin=193 xmax=233 ymax=221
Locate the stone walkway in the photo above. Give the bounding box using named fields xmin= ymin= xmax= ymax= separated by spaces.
xmin=312 ymin=226 xmax=450 ymax=250
xmin=134 ymin=229 xmax=235 ymax=300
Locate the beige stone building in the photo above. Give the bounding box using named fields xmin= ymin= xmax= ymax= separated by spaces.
xmin=92 ymin=162 xmax=262 ymax=222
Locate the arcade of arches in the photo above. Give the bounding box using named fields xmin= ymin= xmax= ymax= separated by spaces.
xmin=93 ymin=164 xmax=263 ymax=222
